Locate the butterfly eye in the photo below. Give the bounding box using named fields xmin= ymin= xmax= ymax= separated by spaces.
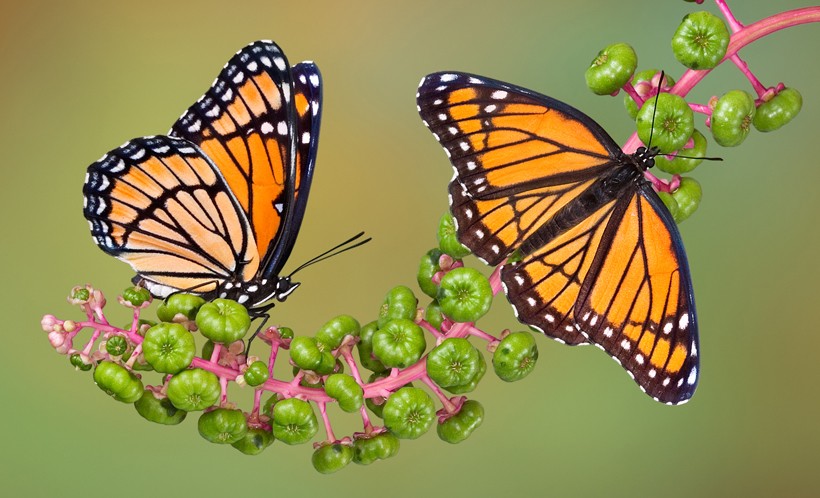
xmin=636 ymin=146 xmax=647 ymax=155
xmin=276 ymin=278 xmax=299 ymax=301
xmin=646 ymin=158 xmax=655 ymax=168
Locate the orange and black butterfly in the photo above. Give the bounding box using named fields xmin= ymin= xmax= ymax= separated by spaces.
xmin=83 ymin=40 xmax=324 ymax=312
xmin=417 ymin=72 xmax=699 ymax=404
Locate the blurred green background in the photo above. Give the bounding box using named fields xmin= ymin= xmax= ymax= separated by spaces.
xmin=3 ymin=0 xmax=819 ymax=496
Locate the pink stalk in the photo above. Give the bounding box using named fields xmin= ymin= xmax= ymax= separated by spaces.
xmin=419 ymin=319 xmax=445 ymax=340
xmin=729 ymin=53 xmax=766 ymax=96
xmin=716 ymin=0 xmax=744 ymax=32
xmin=318 ymin=402 xmax=336 ymax=442
xmin=465 ymin=324 xmax=499 ymax=343
xmin=623 ymin=6 xmax=820 ymax=154
xmin=419 ymin=374 xmax=457 ymax=413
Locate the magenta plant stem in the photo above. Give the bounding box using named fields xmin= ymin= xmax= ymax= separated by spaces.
xmin=624 ymin=5 xmax=820 ymax=155
xmin=716 ymin=0 xmax=744 ymax=32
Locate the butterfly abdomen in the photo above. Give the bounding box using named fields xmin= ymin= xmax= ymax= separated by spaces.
xmin=519 ymin=165 xmax=639 ymax=257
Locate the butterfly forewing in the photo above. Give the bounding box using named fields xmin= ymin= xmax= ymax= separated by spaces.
xmin=418 ymin=72 xmax=619 ymax=265
xmin=83 ymin=135 xmax=259 ymax=296
xmin=170 ymin=40 xmax=296 ymax=264
xmin=261 ymin=61 xmax=322 ymax=277
xmin=574 ymin=186 xmax=698 ymax=404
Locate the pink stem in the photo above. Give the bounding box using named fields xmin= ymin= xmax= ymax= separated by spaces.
xmin=622 ymin=81 xmax=644 ymax=108
xmin=267 ymin=342 xmax=279 ymax=378
xmin=729 ymin=53 xmax=766 ymax=96
xmin=420 ymin=374 xmax=457 ymax=413
xmin=689 ymin=103 xmax=712 ymax=115
xmin=209 ymin=343 xmax=222 ymax=364
xmin=716 ymin=0 xmax=744 ymax=32
xmin=251 ymin=389 xmax=262 ymax=418
xmin=220 ymin=376 xmax=229 ymax=405
xmin=358 ymin=405 xmax=374 ymax=433
xmin=465 ymin=324 xmax=499 ymax=343
xmin=318 ymin=402 xmax=336 ymax=442
xmin=623 ymin=6 xmax=820 ymax=154
xmin=418 ymin=319 xmax=445 ymax=340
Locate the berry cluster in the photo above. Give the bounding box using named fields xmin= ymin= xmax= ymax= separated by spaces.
xmin=41 ymin=214 xmax=537 ymax=473
xmin=585 ymin=0 xmax=812 ymax=222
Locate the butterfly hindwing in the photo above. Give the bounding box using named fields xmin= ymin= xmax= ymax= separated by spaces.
xmin=417 ymin=72 xmax=620 ymax=265
xmin=574 ymin=185 xmax=699 ymax=404
xmin=83 ymin=135 xmax=259 ymax=297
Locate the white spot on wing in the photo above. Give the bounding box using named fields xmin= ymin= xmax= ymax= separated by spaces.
xmin=491 ymin=90 xmax=508 ymax=100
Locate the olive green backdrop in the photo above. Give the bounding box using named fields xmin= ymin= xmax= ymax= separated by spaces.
xmin=3 ymin=1 xmax=819 ymax=496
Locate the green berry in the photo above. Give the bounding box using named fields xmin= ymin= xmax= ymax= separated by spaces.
xmin=165 ymin=368 xmax=221 ymax=411
xmin=426 ymin=338 xmax=482 ymax=388
xmin=69 ymin=353 xmax=93 ymax=371
xmin=315 ymin=314 xmax=360 ymax=350
xmin=636 ymin=93 xmax=694 ymax=153
xmin=142 ymin=322 xmax=196 ymax=374
xmin=312 ymin=443 xmax=354 ymax=474
xmin=438 ymin=213 xmax=471 ymax=259
xmin=654 ymin=128 xmax=708 ymax=174
xmin=711 ymin=90 xmax=756 ymax=147
xmin=231 ymin=427 xmax=274 ymax=455
xmin=121 ymin=286 xmax=151 ymax=307
xmin=105 ymin=335 xmax=129 ymax=356
xmin=93 ymin=361 xmax=144 ymax=403
xmin=671 ymin=176 xmax=702 ymax=223
xmin=424 ymin=300 xmax=445 ymax=330
xmin=417 ymin=248 xmax=444 ymax=298
xmin=493 ymin=331 xmax=539 ymax=382
xmin=445 ymin=351 xmax=486 ymax=394
xmin=372 ymin=319 xmax=427 ymax=369
xmin=671 ymin=11 xmax=730 ymax=70
xmin=437 ymin=400 xmax=484 ymax=444
xmin=585 ymin=42 xmax=638 ymax=95
xmin=382 ymin=387 xmax=435 ymax=439
xmin=278 ymin=327 xmax=294 ymax=340
xmin=754 ymin=87 xmax=802 ymax=132
xmin=71 ymin=287 xmax=90 ymax=302
xmin=325 ymin=374 xmax=364 ymax=413
xmin=437 ymin=267 xmax=493 ymax=323
xmin=134 ymin=390 xmax=187 ymax=425
xmin=353 ymin=432 xmax=400 ymax=465
xmin=195 ymin=299 xmax=251 ymax=344
xmin=378 ymin=286 xmax=418 ymax=328
xmin=357 ymin=321 xmax=387 ymax=373
xmin=272 ymin=398 xmax=319 ymax=445
xmin=198 ymin=408 xmax=248 ymax=444
xmin=201 ymin=339 xmax=215 ymax=360
xmin=289 ymin=336 xmax=335 ymax=374
xmin=156 ymin=294 xmax=205 ymax=322
xmin=624 ymin=70 xmax=676 ymax=119
xmin=243 ymin=361 xmax=269 ymax=387
xmin=657 ymin=191 xmax=680 ymax=221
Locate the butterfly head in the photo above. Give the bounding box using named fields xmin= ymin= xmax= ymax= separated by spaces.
xmin=633 ymin=145 xmax=660 ymax=171
xmin=274 ymin=276 xmax=300 ymax=302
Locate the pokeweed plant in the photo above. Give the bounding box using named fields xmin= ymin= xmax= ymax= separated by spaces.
xmin=40 ymin=0 xmax=818 ymax=473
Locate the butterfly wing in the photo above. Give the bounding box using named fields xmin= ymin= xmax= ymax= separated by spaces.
xmin=417 ymin=72 xmax=621 ymax=269
xmin=169 ymin=40 xmax=320 ymax=279
xmin=261 ymin=61 xmax=322 ymax=276
xmin=573 ymin=184 xmax=699 ymax=404
xmin=83 ymin=135 xmax=259 ymax=297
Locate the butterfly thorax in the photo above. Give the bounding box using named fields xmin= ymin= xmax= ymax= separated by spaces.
xmin=215 ymin=276 xmax=300 ymax=310
xmin=518 ymin=158 xmax=649 ymax=258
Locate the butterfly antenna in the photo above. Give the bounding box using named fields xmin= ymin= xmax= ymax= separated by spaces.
xmin=646 ymin=71 xmax=664 ymax=149
xmin=646 ymin=71 xmax=722 ymax=163
xmin=288 ymin=232 xmax=371 ymax=277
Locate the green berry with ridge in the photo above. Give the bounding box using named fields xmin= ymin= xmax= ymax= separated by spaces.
xmin=636 ymin=93 xmax=694 ymax=153
xmin=383 ymin=387 xmax=435 ymax=439
xmin=198 ymin=408 xmax=248 ymax=444
xmin=438 ymin=213 xmax=471 ymax=259
xmin=134 ymin=389 xmax=187 ymax=425
xmin=437 ymin=267 xmax=493 ymax=323
xmin=195 ymin=299 xmax=251 ymax=344
xmin=711 ymin=90 xmax=756 ymax=147
xmin=585 ymin=42 xmax=638 ymax=95
xmin=671 ymin=11 xmax=730 ymax=70
xmin=754 ymin=87 xmax=802 ymax=132
xmin=142 ymin=322 xmax=196 ymax=374
xmin=312 ymin=443 xmax=354 ymax=474
xmin=93 ymin=361 xmax=144 ymax=403
xmin=437 ymin=400 xmax=484 ymax=444
xmin=493 ymin=331 xmax=539 ymax=382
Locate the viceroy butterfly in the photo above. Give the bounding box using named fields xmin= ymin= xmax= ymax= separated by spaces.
xmin=417 ymin=72 xmax=699 ymax=405
xmin=83 ymin=40 xmax=337 ymax=314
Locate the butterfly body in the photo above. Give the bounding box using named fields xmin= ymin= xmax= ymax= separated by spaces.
xmin=418 ymin=72 xmax=698 ymax=404
xmin=83 ymin=41 xmax=321 ymax=313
